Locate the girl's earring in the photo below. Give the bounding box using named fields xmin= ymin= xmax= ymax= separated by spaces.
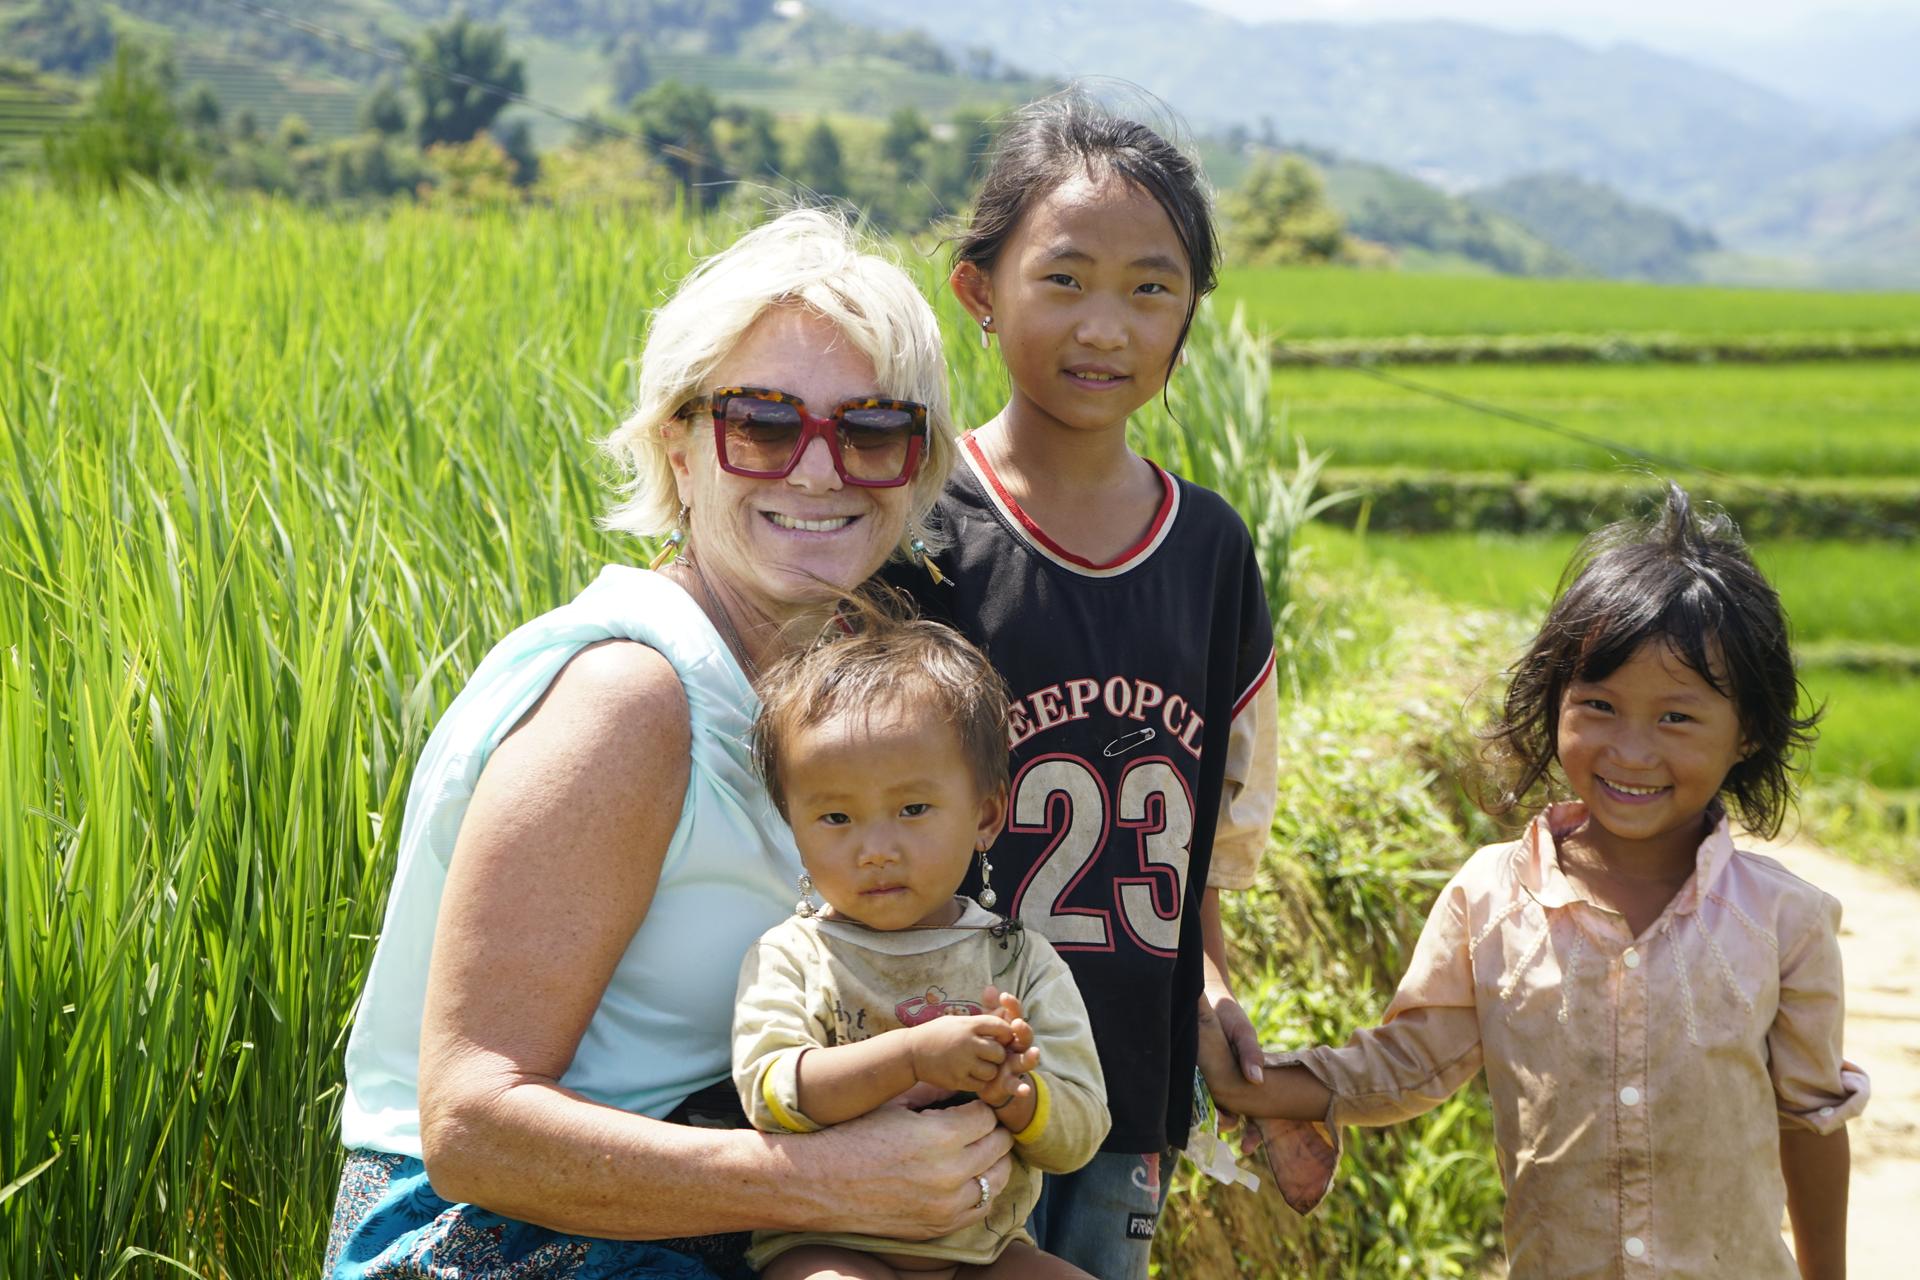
xmin=979 ymin=315 xmax=993 ymax=349
xmin=976 ymin=847 xmax=997 ymax=911
xmin=1178 ymin=346 xmax=1189 ymax=368
xmin=649 ymin=504 xmax=689 ymax=570
xmin=795 ymin=871 xmax=820 ymax=919
xmin=909 ymin=534 xmax=947 ymax=586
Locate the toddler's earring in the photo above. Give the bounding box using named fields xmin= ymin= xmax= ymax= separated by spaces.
xmin=795 ymin=871 xmax=820 ymax=919
xmin=909 ymin=534 xmax=947 ymax=586
xmin=976 ymin=846 xmax=997 ymax=911
xmin=649 ymin=504 xmax=688 ymax=570
xmin=979 ymin=315 xmax=993 ymax=349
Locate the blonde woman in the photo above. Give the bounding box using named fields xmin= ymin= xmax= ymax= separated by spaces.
xmin=326 ymin=210 xmax=1010 ymax=1280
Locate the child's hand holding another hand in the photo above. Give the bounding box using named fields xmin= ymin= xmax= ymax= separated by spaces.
xmin=907 ymin=1013 xmax=1022 ymax=1093
xmin=976 ymin=987 xmax=1040 ymax=1111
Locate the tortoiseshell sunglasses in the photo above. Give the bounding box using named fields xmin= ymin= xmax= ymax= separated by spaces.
xmin=675 ymin=387 xmax=929 ymax=488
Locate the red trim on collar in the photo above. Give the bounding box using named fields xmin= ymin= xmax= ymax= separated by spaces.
xmin=963 ymin=434 xmax=1176 ymax=572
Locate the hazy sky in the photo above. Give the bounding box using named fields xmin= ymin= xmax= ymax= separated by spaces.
xmin=1185 ymin=0 xmax=1920 ymax=120
xmin=1187 ymin=0 xmax=1906 ymax=40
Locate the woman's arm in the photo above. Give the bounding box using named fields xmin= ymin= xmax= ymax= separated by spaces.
xmin=1781 ymin=1127 xmax=1848 ymax=1280
xmin=417 ymin=640 xmax=1013 ymax=1240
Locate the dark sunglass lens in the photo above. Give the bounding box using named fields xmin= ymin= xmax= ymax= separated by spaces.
xmin=838 ymin=407 xmax=917 ymax=480
xmin=722 ymin=397 xmax=803 ymax=471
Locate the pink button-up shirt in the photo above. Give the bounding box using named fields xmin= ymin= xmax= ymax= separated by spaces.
xmin=1279 ymin=803 xmax=1868 ymax=1279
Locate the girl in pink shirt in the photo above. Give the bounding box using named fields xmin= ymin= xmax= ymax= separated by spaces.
xmin=1202 ymin=484 xmax=1866 ymax=1279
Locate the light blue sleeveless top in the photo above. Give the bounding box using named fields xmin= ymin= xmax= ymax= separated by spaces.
xmin=340 ymin=566 xmax=801 ymax=1157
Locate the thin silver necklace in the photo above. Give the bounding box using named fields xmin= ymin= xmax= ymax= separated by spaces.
xmin=685 ymin=554 xmax=761 ymax=681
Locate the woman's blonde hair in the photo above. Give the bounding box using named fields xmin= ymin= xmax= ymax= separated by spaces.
xmin=600 ymin=208 xmax=956 ymax=558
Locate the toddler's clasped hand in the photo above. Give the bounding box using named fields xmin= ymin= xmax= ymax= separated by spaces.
xmin=905 ymin=987 xmax=1042 ymax=1108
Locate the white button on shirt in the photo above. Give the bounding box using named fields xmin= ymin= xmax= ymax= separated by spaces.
xmin=1623 ymin=947 xmax=1641 ymax=969
xmin=1620 ymin=1086 xmax=1641 ymax=1106
xmin=1625 ymin=1237 xmax=1647 ymax=1259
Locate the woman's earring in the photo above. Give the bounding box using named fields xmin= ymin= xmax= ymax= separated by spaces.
xmin=909 ymin=535 xmax=947 ymax=586
xmin=1178 ymin=346 xmax=1190 ymax=368
xmin=976 ymin=847 xmax=997 ymax=911
xmin=649 ymin=504 xmax=689 ymax=570
xmin=979 ymin=315 xmax=993 ymax=349
xmin=795 ymin=871 xmax=820 ymax=919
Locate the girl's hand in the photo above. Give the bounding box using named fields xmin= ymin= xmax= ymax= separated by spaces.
xmin=908 ymin=1014 xmax=1017 ymax=1091
xmin=1196 ymin=989 xmax=1266 ymax=1117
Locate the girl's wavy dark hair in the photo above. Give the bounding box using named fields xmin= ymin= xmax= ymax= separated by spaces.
xmin=1485 ymin=483 xmax=1819 ymax=838
xmin=953 ymin=86 xmax=1218 ymax=382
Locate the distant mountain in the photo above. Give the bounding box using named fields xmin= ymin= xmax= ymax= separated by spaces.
xmin=1468 ymin=174 xmax=1719 ymax=282
xmin=1315 ymin=154 xmax=1584 ymax=278
xmin=817 ymin=0 xmax=1899 ymax=273
xmin=1717 ymin=124 xmax=1920 ymax=285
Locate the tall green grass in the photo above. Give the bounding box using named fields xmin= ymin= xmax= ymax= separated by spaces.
xmin=0 ymin=187 xmax=702 ymax=1275
xmin=2 ymin=187 xmax=1368 ymax=1276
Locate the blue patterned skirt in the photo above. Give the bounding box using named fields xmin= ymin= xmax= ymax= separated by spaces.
xmin=324 ymin=1151 xmax=753 ymax=1280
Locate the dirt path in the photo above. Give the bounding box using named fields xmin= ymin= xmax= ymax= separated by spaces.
xmin=1762 ymin=839 xmax=1920 ymax=1278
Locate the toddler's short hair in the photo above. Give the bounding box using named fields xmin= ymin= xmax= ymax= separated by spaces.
xmin=752 ymin=594 xmax=1011 ymax=816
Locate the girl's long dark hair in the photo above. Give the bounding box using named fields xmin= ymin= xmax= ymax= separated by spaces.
xmin=1486 ymin=483 xmax=1819 ymax=838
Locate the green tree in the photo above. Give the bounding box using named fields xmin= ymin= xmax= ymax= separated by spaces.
xmin=795 ymin=117 xmax=845 ymax=198
xmin=5 ymin=0 xmax=114 ymax=75
xmin=722 ymin=106 xmax=783 ymax=182
xmin=360 ymin=76 xmax=408 ymax=137
xmin=1222 ymin=153 xmax=1347 ymax=265
xmin=927 ymin=108 xmax=995 ymax=211
xmin=632 ymin=80 xmax=721 ymax=209
xmin=609 ymin=34 xmax=653 ymax=105
xmin=182 ymin=81 xmax=221 ymax=134
xmin=42 ymin=43 xmax=197 ymax=190
xmin=411 ymin=13 xmax=525 ymax=148
xmin=880 ymin=106 xmax=929 ymax=181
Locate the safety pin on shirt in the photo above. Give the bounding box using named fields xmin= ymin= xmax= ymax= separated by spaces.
xmin=1103 ymin=726 xmax=1156 ymax=757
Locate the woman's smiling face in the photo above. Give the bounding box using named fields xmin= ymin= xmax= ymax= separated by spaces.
xmin=668 ymin=305 xmax=913 ymax=619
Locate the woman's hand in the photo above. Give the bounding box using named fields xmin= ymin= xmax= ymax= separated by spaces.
xmin=783 ymin=1096 xmax=1017 ymax=1240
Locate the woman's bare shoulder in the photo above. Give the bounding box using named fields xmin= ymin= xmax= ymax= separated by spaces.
xmin=509 ymin=638 xmax=691 ymax=757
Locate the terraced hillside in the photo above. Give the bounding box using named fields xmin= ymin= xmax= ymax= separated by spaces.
xmin=1220 ymin=267 xmax=1920 ymax=794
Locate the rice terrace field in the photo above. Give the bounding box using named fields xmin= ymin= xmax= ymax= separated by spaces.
xmin=1229 ymin=265 xmax=1920 ymax=801
xmin=2 ymin=188 xmax=1915 ymax=1277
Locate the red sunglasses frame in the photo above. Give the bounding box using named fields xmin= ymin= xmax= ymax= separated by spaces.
xmin=676 ymin=386 xmax=929 ymax=489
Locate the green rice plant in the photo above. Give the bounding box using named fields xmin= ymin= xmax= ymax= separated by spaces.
xmin=1299 ymin=529 xmax=1920 ymax=650
xmin=1270 ymin=361 xmax=1920 ymax=479
xmin=1297 ymin=529 xmax=1920 ymax=790
xmin=1 ymin=186 xmax=705 ymax=1276
xmin=1215 ymin=264 xmax=1920 ymax=341
xmin=1 ymin=187 xmax=1364 ymax=1277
